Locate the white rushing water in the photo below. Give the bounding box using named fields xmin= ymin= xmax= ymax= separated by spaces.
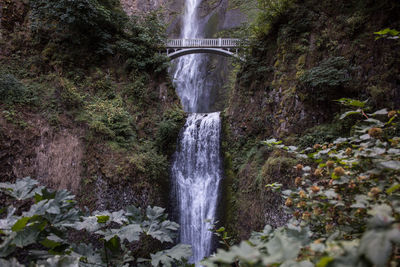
xmin=171 ymin=0 xmax=223 ymax=264
xmin=173 ymin=0 xmax=211 ymax=113
xmin=172 ymin=113 xmax=222 ymax=263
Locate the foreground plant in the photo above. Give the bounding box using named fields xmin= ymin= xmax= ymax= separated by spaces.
xmin=0 ymin=178 xmax=191 ymax=266
xmin=204 ymin=105 xmax=400 ymax=266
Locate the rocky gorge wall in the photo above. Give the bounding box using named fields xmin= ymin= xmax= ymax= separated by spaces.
xmin=221 ymin=0 xmax=400 ymax=239
xmin=0 ymin=0 xmax=186 ymax=215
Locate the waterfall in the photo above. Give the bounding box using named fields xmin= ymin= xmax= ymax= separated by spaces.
xmin=171 ymin=113 xmax=222 ymax=263
xmin=173 ymin=0 xmax=211 ymax=113
xmin=171 ymin=0 xmax=223 ymax=264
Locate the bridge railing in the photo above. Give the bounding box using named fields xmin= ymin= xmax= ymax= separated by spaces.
xmin=166 ymin=38 xmax=240 ymax=48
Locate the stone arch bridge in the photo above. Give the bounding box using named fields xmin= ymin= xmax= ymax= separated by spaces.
xmin=165 ymin=38 xmax=243 ymax=61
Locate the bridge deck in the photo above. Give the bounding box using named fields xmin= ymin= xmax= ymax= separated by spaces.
xmin=166 ymin=38 xmax=240 ymax=48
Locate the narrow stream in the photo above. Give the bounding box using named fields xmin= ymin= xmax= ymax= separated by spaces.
xmin=171 ymin=0 xmax=223 ymax=264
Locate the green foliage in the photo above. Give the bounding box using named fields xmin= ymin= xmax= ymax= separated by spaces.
xmin=254 ymin=0 xmax=296 ymax=37
xmin=0 ymin=178 xmax=192 ymax=266
xmin=296 ymin=120 xmax=352 ymax=149
xmin=258 ymin=156 xmax=297 ymax=186
xmin=298 ymin=57 xmax=353 ymax=101
xmin=335 ymin=98 xmax=366 ymax=108
xmin=84 ymin=97 xmax=135 ymax=143
xmin=206 ymin=106 xmax=400 ymax=266
xmin=0 ymin=73 xmax=34 ymax=105
xmin=30 ymin=0 xmax=126 ymax=55
xmin=204 ymin=224 xmax=311 ymax=266
xmin=29 ymin=0 xmax=168 ymax=72
xmin=0 ymin=177 xmax=44 ymax=200
xmin=117 ymin=12 xmax=169 ymax=73
xmin=58 ymin=78 xmax=85 ymax=109
xmin=156 ymin=106 xmax=186 ymax=154
xmin=374 ymin=28 xmax=400 ymax=40
xmin=127 ymin=143 xmax=169 ymax=182
xmin=122 ymin=74 xmax=157 ymax=106
xmin=150 ymin=244 xmax=192 ymax=267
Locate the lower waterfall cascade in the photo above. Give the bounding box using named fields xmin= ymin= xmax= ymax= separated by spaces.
xmin=171 ymin=112 xmax=222 ymax=263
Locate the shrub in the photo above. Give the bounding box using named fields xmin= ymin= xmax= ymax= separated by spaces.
xmin=296 ymin=120 xmax=352 ymax=149
xmin=257 ymin=155 xmax=297 ymax=186
xmin=85 ymin=97 xmax=134 ymax=143
xmin=122 ymin=74 xmax=153 ymax=105
xmin=254 ymin=0 xmax=296 ymax=37
xmin=29 ymin=1 xmax=168 ymax=72
xmin=0 ymin=73 xmax=33 ymax=105
xmin=116 ymin=12 xmax=169 ymax=73
xmin=299 ymin=57 xmax=352 ymax=87
xmin=298 ymin=57 xmax=353 ymax=101
xmin=30 ymin=0 xmax=126 ymax=55
xmin=156 ymin=106 xmax=186 ymax=154
xmin=130 ymin=144 xmax=169 ymax=182
xmin=58 ymin=78 xmax=85 ymax=109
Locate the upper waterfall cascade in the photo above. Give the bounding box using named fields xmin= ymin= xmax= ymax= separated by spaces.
xmin=171 ymin=0 xmax=224 ymax=265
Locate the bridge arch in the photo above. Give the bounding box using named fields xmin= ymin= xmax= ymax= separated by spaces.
xmin=167 ymin=48 xmax=243 ymax=61
xmin=165 ymin=38 xmax=244 ymax=61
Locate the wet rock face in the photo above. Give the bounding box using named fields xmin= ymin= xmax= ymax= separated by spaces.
xmin=0 ymin=114 xmax=84 ymax=192
xmin=0 ymin=111 xmax=167 ymax=211
xmin=120 ymin=0 xmax=168 ymax=15
xmin=119 ymin=0 xmax=184 ymax=37
xmin=120 ymin=0 xmax=249 ymax=37
xmin=0 ymin=104 xmax=88 ymax=208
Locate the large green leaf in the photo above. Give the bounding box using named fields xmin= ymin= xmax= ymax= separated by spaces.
xmin=340 ymin=110 xmax=362 ymax=120
xmin=37 ymin=255 xmax=80 ymax=267
xmin=73 ymin=210 xmax=127 ymax=232
xmin=203 ymin=241 xmax=261 ymax=265
xmin=145 ymin=206 xmax=166 ymax=221
xmin=144 ymin=220 xmax=179 ymax=243
xmin=98 ymin=224 xmax=142 ymax=242
xmin=11 ymin=217 xmax=30 ymax=232
xmin=0 ymin=207 xmax=18 ymax=231
xmin=71 ymin=243 xmax=103 ymax=266
xmin=369 ymin=109 xmax=388 ymax=116
xmin=0 ymin=258 xmax=24 ymax=267
xmin=0 ymin=177 xmax=44 ymax=200
xmin=263 ymin=230 xmax=302 ymax=265
xmin=51 ymin=208 xmax=81 ymax=228
xmin=72 ymin=216 xmax=102 ymax=232
xmin=150 ymin=244 xmax=192 ymax=267
xmin=0 ymin=234 xmax=16 ymax=257
xmin=336 ymin=98 xmax=366 ymax=108
xmin=281 ymin=260 xmax=313 ymax=267
xmin=379 ymin=160 xmax=400 ymax=171
xmin=141 ymin=206 xmax=179 ymax=243
xmin=12 ymin=227 xmax=41 ymax=247
xmin=359 ymin=230 xmax=392 ymax=266
xmin=125 ymin=205 xmax=142 ymax=221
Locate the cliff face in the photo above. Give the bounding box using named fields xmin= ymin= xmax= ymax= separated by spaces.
xmin=0 ymin=0 xmax=185 ymax=212
xmin=0 ymin=74 xmax=182 ymax=211
xmin=119 ymin=0 xmax=249 ymax=36
xmin=222 ymin=0 xmax=400 ymax=239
